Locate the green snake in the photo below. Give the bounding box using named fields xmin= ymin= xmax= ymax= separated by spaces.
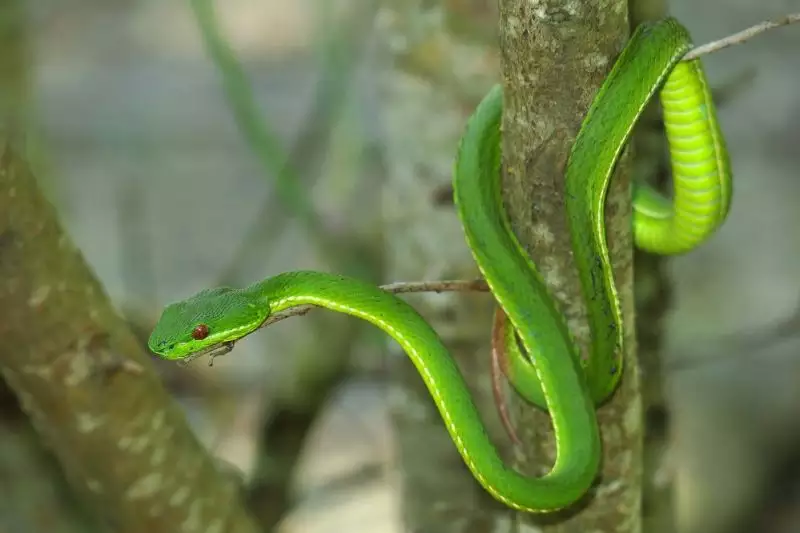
xmin=148 ymin=18 xmax=731 ymax=512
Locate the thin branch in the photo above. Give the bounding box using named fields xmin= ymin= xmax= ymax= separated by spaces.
xmin=419 ymin=13 xmax=798 ymax=206
xmin=260 ymin=278 xmax=489 ymax=327
xmin=378 ymin=278 xmax=489 ymax=295
xmin=685 ymin=12 xmax=800 ymax=60
xmin=188 ymin=278 xmax=490 ymax=365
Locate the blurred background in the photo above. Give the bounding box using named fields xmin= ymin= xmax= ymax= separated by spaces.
xmin=3 ymin=0 xmax=800 ymax=532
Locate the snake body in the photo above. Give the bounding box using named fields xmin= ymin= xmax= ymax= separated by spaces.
xmin=493 ymin=19 xmax=730 ymax=415
xmin=148 ymin=18 xmax=732 ymax=512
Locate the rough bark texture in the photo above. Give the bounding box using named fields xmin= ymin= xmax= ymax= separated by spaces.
xmin=0 ymin=143 xmax=260 ymax=533
xmin=497 ymin=0 xmax=641 ymax=531
xmin=378 ymin=1 xmax=517 ymax=531
xmin=0 ymin=386 xmax=108 ymax=532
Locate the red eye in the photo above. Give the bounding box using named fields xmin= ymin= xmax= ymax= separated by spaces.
xmin=191 ymin=324 xmax=210 ymax=340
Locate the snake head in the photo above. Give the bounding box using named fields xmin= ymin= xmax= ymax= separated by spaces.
xmin=148 ymin=287 xmax=269 ymax=361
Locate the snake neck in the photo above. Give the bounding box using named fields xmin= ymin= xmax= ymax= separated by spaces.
xmin=242 ymin=270 xmax=375 ymax=316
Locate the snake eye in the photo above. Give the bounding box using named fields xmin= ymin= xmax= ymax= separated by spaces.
xmin=191 ymin=324 xmax=210 ymax=340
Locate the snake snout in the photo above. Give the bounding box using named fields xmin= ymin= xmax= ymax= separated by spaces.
xmin=154 ymin=339 xmax=175 ymax=352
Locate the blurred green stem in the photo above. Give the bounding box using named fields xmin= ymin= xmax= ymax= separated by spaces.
xmin=189 ymin=3 xmax=383 ymax=531
xmin=189 ymin=0 xmax=321 ymax=238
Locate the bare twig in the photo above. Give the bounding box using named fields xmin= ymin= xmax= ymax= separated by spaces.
xmin=261 ymin=278 xmax=489 ymax=327
xmin=685 ymin=12 xmax=800 ymax=60
xmin=378 ymin=278 xmax=489 ymax=295
xmin=195 ymin=278 xmax=489 ymax=365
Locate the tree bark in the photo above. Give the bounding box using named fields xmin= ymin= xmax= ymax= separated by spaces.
xmin=497 ymin=0 xmax=641 ymax=531
xmin=0 ymin=144 xmax=261 ymax=533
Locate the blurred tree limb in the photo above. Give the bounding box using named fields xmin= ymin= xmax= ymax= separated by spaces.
xmin=0 ymin=2 xmax=111 ymax=531
xmin=0 ymin=142 xmax=261 ymax=532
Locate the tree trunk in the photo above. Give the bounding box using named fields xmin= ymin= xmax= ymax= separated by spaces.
xmin=497 ymin=0 xmax=641 ymax=531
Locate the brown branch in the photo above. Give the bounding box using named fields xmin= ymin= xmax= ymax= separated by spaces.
xmin=0 ymin=142 xmax=260 ymax=532
xmin=181 ymin=278 xmax=491 ymax=366
xmin=260 ymin=279 xmax=489 ymax=328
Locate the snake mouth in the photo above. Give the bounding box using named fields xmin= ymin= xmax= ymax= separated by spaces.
xmin=177 ymin=340 xmax=236 ymax=367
